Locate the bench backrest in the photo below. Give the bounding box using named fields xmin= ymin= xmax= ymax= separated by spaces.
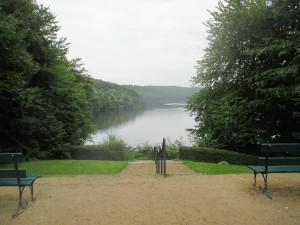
xmin=258 ymin=157 xmax=300 ymax=166
xmin=0 ymin=153 xmax=26 ymax=181
xmin=0 ymin=153 xmax=24 ymax=164
xmin=260 ymin=143 xmax=300 ymax=153
xmin=258 ymin=143 xmax=300 ymax=167
xmin=0 ymin=169 xmax=27 ymax=178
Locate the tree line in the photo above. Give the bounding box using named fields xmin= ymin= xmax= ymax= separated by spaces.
xmin=0 ymin=0 xmax=145 ymax=159
xmin=93 ymin=79 xmax=145 ymax=114
xmin=188 ymin=0 xmax=300 ymax=153
xmin=124 ymin=85 xmax=200 ymax=106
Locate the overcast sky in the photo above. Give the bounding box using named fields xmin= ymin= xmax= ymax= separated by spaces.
xmin=36 ymin=0 xmax=219 ymax=87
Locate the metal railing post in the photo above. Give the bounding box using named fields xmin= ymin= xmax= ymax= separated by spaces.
xmin=154 ymin=138 xmax=167 ymax=175
xmin=163 ymin=138 xmax=166 ymax=175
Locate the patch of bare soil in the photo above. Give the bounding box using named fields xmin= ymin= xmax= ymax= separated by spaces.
xmin=1 ymin=161 xmax=300 ymax=225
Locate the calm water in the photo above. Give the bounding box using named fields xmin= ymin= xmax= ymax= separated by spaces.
xmin=86 ymin=104 xmax=195 ymax=146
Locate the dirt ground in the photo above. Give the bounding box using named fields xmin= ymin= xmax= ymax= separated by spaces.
xmin=1 ymin=161 xmax=300 ymax=225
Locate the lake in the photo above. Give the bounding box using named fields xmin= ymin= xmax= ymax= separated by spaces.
xmin=86 ymin=103 xmax=196 ymax=146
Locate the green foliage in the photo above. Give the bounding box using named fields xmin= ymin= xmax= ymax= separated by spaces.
xmin=129 ymin=138 xmax=183 ymax=160
xmin=92 ymin=79 xmax=145 ymax=114
xmin=165 ymin=137 xmax=183 ymax=159
xmin=71 ymin=134 xmax=129 ymax=161
xmin=183 ymin=161 xmax=252 ymax=175
xmin=0 ymin=0 xmax=95 ymax=159
xmin=129 ymin=143 xmax=154 ymax=160
xmin=0 ymin=160 xmax=128 ymax=175
xmin=188 ymin=0 xmax=300 ymax=151
xmin=179 ymin=146 xmax=258 ymax=165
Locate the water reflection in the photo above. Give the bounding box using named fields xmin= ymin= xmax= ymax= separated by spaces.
xmin=88 ymin=104 xmax=195 ymax=146
xmin=94 ymin=109 xmax=145 ymax=130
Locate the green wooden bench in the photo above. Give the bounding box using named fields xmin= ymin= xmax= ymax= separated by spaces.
xmin=248 ymin=143 xmax=300 ymax=199
xmin=0 ymin=153 xmax=40 ymax=218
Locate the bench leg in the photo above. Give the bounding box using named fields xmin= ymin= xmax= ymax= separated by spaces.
xmin=29 ymin=184 xmax=35 ymax=201
xmin=12 ymin=186 xmax=26 ymax=218
xmin=253 ymin=171 xmax=257 ymax=187
xmin=261 ymin=173 xmax=272 ymax=199
xmin=12 ymin=185 xmax=36 ymax=218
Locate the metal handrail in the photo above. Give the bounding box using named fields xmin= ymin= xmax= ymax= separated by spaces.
xmin=154 ymin=138 xmax=167 ymax=175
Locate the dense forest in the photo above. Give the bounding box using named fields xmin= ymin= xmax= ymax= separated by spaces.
xmin=92 ymin=79 xmax=145 ymax=114
xmin=0 ymin=0 xmax=145 ymax=159
xmin=0 ymin=0 xmax=97 ymax=158
xmin=188 ymin=0 xmax=300 ymax=152
xmin=124 ymin=85 xmax=199 ymax=106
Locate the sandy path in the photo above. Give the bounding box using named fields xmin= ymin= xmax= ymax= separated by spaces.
xmin=121 ymin=160 xmax=196 ymax=175
xmin=1 ymin=161 xmax=300 ymax=225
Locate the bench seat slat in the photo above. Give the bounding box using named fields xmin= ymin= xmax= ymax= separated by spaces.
xmin=0 ymin=176 xmax=40 ymax=186
xmin=248 ymin=165 xmax=300 ymax=173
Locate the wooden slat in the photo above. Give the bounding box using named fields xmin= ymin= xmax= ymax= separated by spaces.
xmin=258 ymin=157 xmax=300 ymax=166
xmin=248 ymin=165 xmax=300 ymax=173
xmin=260 ymin=143 xmax=300 ymax=153
xmin=0 ymin=169 xmax=27 ymax=178
xmin=0 ymin=180 xmax=20 ymax=186
xmin=267 ymin=166 xmax=300 ymax=173
xmin=0 ymin=153 xmax=24 ymax=163
xmin=0 ymin=177 xmax=39 ymax=186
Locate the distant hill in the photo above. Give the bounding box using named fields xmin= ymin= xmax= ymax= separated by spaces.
xmin=123 ymin=85 xmax=200 ymax=105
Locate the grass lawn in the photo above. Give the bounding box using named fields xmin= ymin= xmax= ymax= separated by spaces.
xmin=0 ymin=159 xmax=252 ymax=176
xmin=0 ymin=160 xmax=128 ymax=176
xmin=183 ymin=160 xmax=252 ymax=175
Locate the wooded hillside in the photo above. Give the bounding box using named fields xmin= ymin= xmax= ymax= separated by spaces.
xmin=92 ymin=79 xmax=145 ymax=114
xmin=124 ymin=85 xmax=200 ymax=105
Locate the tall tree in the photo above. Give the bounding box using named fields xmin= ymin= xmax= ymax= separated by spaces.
xmin=0 ymin=0 xmax=95 ymax=158
xmin=188 ymin=0 xmax=300 ymax=151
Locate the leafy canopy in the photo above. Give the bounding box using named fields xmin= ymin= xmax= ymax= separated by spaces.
xmin=188 ymin=0 xmax=300 ymax=151
xmin=0 ymin=0 xmax=95 ymax=159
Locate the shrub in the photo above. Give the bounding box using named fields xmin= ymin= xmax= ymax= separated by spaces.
xmin=71 ymin=134 xmax=129 ymax=160
xmin=127 ymin=138 xmax=181 ymax=160
xmin=130 ymin=143 xmax=154 ymax=160
xmin=179 ymin=146 xmax=258 ymax=165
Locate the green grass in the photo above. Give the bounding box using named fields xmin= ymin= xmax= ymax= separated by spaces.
xmin=0 ymin=160 xmax=128 ymax=176
xmin=0 ymin=160 xmax=252 ymax=176
xmin=183 ymin=160 xmax=252 ymax=175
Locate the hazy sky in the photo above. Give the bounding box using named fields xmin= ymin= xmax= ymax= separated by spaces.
xmin=36 ymin=0 xmax=219 ymax=87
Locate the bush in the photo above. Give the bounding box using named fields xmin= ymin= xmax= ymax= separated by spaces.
xmin=71 ymin=135 xmax=129 ymax=160
xmin=130 ymin=143 xmax=154 ymax=160
xmin=179 ymin=146 xmax=258 ymax=165
xmin=165 ymin=137 xmax=182 ymax=159
xmin=165 ymin=146 xmax=178 ymax=159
